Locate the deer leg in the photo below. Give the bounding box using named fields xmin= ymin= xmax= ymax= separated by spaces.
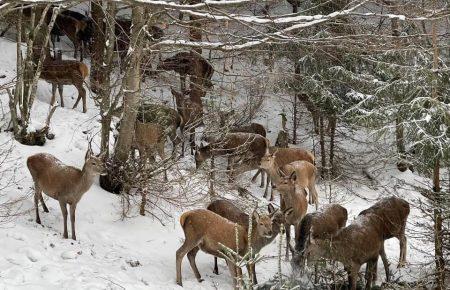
xmin=270 ymin=182 xmax=275 ymax=201
xmin=187 ymin=246 xmax=203 ymax=282
xmin=69 ymin=203 xmax=77 ymax=240
xmin=398 ymin=233 xmax=407 ymax=267
xmin=260 ymin=170 xmax=265 ymax=188
xmin=176 ymin=239 xmax=198 ymax=286
xmin=285 ymin=224 xmax=291 ymax=260
xmin=379 ymin=244 xmax=390 ymax=281
xmin=73 ymin=85 xmax=87 ymax=113
xmin=58 ymin=84 xmax=64 ymax=107
xmin=50 ymin=84 xmax=57 ymax=106
xmin=180 ymin=75 xmax=186 ymax=92
xmin=34 ymin=186 xmax=42 ymax=224
xmin=59 ymin=200 xmax=68 ymax=239
xmin=157 ymin=142 xmax=168 ymax=181
xmin=189 ymin=128 xmax=195 ymax=156
xmin=251 ymin=169 xmax=261 ymax=183
xmin=39 ymin=193 xmax=49 ymax=213
xmin=310 ymin=184 xmax=319 ymax=210
xmin=364 ymin=259 xmax=377 ymax=290
xmin=213 ymin=257 xmax=219 ymax=275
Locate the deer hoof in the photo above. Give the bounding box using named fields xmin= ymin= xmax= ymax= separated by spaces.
xmin=198 ymin=278 xmax=204 ymax=283
xmin=213 ymin=270 xmax=219 ymax=275
xmin=36 ymin=218 xmax=41 ymax=224
xmin=63 ymin=233 xmax=68 ymax=239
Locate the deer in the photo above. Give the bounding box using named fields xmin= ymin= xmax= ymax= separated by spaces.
xmin=39 ymin=47 xmax=89 ymax=113
xmin=133 ymin=122 xmax=168 ymax=181
xmin=176 ymin=208 xmax=276 ymax=289
xmin=255 ymin=147 xmax=315 ymax=200
xmin=358 ymin=197 xmax=410 ymax=285
xmin=157 ymin=51 xmax=214 ymax=92
xmin=290 ymin=204 xmax=348 ymax=283
xmin=218 ymin=110 xmax=266 ymax=137
xmin=171 ymin=88 xmax=203 ymax=156
xmin=273 ymin=171 xmax=309 ymax=260
xmin=194 ymin=132 xmax=270 ymax=182
xmin=303 ymin=210 xmax=386 ymax=290
xmin=260 ymin=152 xmax=318 ymax=209
xmin=57 ymin=10 xmax=94 ymax=57
xmin=26 ymin=147 xmax=106 ymax=240
xmin=50 ymin=13 xmax=88 ymax=61
xmin=207 ymin=200 xmax=284 ymax=284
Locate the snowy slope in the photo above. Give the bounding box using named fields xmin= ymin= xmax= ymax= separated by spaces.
xmin=0 ymin=34 xmax=433 ymax=290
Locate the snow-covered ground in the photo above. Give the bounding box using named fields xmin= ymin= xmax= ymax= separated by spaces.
xmin=0 ymin=33 xmax=434 ymax=290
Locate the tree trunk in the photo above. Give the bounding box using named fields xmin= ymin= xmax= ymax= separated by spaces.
xmin=433 ymin=159 xmax=444 ymax=290
xmin=293 ymin=93 xmax=298 ymax=144
xmin=329 ymin=115 xmax=337 ymax=177
xmin=90 ymin=1 xmax=105 ymax=94
xmin=101 ymin=5 xmax=145 ymax=193
xmin=319 ymin=116 xmax=326 ymax=178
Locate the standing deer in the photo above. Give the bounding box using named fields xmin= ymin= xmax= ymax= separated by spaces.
xmin=274 ymin=171 xmax=309 ymax=259
xmin=40 ymin=48 xmax=89 ymax=113
xmin=358 ymin=197 xmax=410 ymax=285
xmin=195 ymin=133 xmax=270 ymax=181
xmin=291 ymin=204 xmax=348 ymax=282
xmin=176 ymin=208 xmax=275 ymax=289
xmin=207 ymin=200 xmax=283 ymax=284
xmin=304 ymin=210 xmax=386 ymax=290
xmin=171 ymin=88 xmax=203 ymax=156
xmin=51 ymin=13 xmax=87 ymax=61
xmin=27 ymin=148 xmax=105 ymax=240
xmin=255 ymin=147 xmax=315 ymax=200
xmin=260 ymin=153 xmax=318 ymax=208
xmin=157 ymin=51 xmax=214 ymax=92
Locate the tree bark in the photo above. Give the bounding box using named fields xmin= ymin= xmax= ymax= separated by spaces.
xmin=90 ymin=1 xmax=106 ymax=95
xmin=319 ymin=116 xmax=326 ymax=178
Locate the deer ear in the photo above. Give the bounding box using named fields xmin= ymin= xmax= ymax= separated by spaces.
xmin=284 ymin=207 xmax=294 ymax=219
xmin=97 ymin=151 xmax=107 ymax=160
xmin=268 ymin=203 xmax=275 ymax=214
xmin=85 ymin=148 xmax=92 ymax=160
xmin=252 ymin=211 xmax=260 ymax=222
xmin=289 ymin=171 xmax=297 ymax=181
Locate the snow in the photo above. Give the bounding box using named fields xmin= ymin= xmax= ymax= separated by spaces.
xmin=0 ymin=27 xmax=435 ymax=290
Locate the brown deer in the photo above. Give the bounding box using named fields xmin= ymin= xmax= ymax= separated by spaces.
xmin=260 ymin=153 xmax=318 ymax=208
xmin=207 ymin=200 xmax=283 ymax=284
xmin=27 ymin=148 xmax=105 ymax=240
xmin=51 ymin=13 xmax=87 ymax=61
xmin=157 ymin=51 xmax=214 ymax=92
xmin=358 ymin=197 xmax=410 ymax=285
xmin=218 ymin=110 xmax=266 ymax=137
xmin=304 ymin=211 xmax=385 ymax=290
xmin=291 ymin=204 xmax=348 ymax=282
xmin=133 ymin=122 xmax=168 ymax=180
xmin=40 ymin=48 xmax=89 ymax=113
xmin=255 ymin=147 xmax=315 ymax=200
xmin=171 ymin=88 xmax=203 ymax=156
xmin=194 ymin=133 xmax=270 ymax=181
xmin=176 ymin=208 xmax=275 ymax=289
xmin=274 ymin=171 xmax=309 ymax=260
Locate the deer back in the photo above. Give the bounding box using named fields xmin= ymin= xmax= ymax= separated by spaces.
xmin=27 ymin=153 xmax=83 ymax=200
xmin=358 ymin=197 xmax=410 ymax=239
xmin=134 ymin=122 xmax=165 ymax=148
xmin=207 ymin=200 xmax=250 ymax=229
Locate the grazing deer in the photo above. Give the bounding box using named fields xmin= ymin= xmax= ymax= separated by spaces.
xmin=255 ymin=147 xmax=315 ymax=200
xmin=157 ymin=51 xmax=214 ymax=92
xmin=274 ymin=171 xmax=309 ymax=260
xmin=176 ymin=208 xmax=275 ymax=289
xmin=291 ymin=204 xmax=348 ymax=280
xmin=40 ymin=48 xmax=89 ymax=113
xmin=304 ymin=211 xmax=385 ymax=290
xmin=207 ymin=200 xmax=283 ymax=284
xmin=218 ymin=110 xmax=266 ymax=137
xmin=260 ymin=152 xmax=318 ymax=209
xmin=27 ymin=148 xmax=106 ymax=240
xmin=358 ymin=197 xmax=410 ymax=284
xmin=195 ymin=133 xmax=270 ymax=181
xmin=171 ymin=88 xmax=203 ymax=156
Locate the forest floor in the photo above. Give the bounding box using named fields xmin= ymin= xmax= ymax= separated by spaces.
xmin=0 ymin=35 xmax=434 ymax=289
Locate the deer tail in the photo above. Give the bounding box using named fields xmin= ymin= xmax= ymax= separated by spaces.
xmin=179 ymin=211 xmax=190 ymax=228
xmin=79 ymin=63 xmax=89 ymax=79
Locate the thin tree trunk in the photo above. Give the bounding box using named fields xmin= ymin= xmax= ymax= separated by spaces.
xmin=329 ymin=115 xmax=337 ymax=177
xmin=319 ymin=116 xmax=326 ymax=178
xmin=90 ymin=1 xmax=105 ymax=94
xmin=293 ymin=94 xmax=298 ymax=144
